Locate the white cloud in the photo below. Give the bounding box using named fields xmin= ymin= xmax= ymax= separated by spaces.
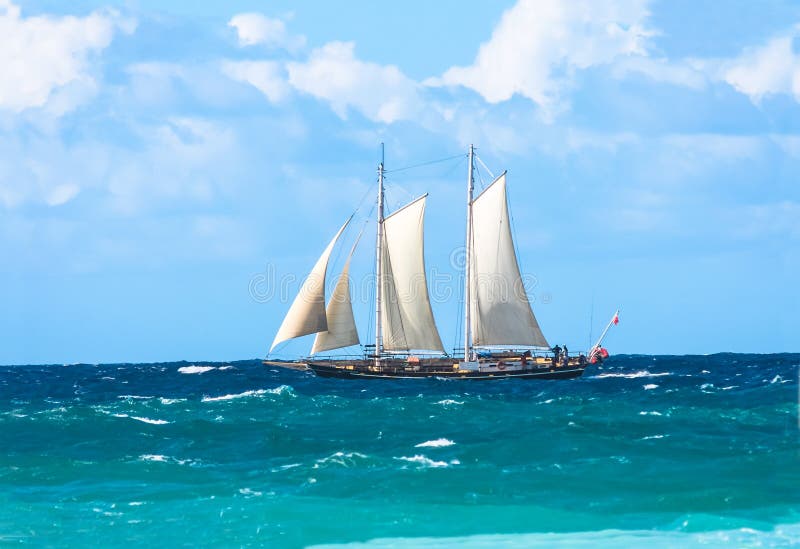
xmin=428 ymin=0 xmax=654 ymax=117
xmin=720 ymin=26 xmax=800 ymax=103
xmin=0 ymin=1 xmax=134 ymax=113
xmin=221 ymin=60 xmax=290 ymax=103
xmin=612 ymin=56 xmax=707 ymax=90
xmin=45 ymin=183 xmax=80 ymax=206
xmin=228 ymin=12 xmax=305 ymax=51
xmin=287 ymin=41 xmax=422 ymax=123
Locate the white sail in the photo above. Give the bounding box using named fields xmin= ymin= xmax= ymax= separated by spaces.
xmin=380 ymin=195 xmax=444 ymax=352
xmin=310 ymin=238 xmax=360 ymax=354
xmin=270 ymin=219 xmax=350 ymax=351
xmin=469 ymin=173 xmax=549 ymax=348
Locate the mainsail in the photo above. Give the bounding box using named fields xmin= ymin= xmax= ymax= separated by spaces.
xmin=270 ymin=218 xmax=350 ymax=351
xmin=310 ymin=238 xmax=361 ymax=354
xmin=469 ymin=173 xmax=549 ymax=348
xmin=380 ymin=195 xmax=444 ymax=352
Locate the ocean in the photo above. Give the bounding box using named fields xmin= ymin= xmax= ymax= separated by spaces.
xmin=1 ymin=354 xmax=797 ymax=547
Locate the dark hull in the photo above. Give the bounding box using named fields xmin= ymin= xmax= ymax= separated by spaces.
xmin=308 ymin=362 xmax=585 ymax=380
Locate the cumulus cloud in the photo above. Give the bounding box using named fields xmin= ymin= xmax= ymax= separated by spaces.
xmin=0 ymin=0 xmax=134 ymax=113
xmin=428 ymin=0 xmax=654 ymax=116
xmin=228 ymin=12 xmax=305 ymax=51
xmin=720 ymin=26 xmax=800 ymax=103
xmin=286 ymin=41 xmax=422 ymax=123
xmin=221 ymin=60 xmax=290 ymax=103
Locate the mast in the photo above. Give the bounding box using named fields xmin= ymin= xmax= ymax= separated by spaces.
xmin=464 ymin=144 xmax=474 ymax=361
xmin=374 ymin=143 xmax=385 ymax=367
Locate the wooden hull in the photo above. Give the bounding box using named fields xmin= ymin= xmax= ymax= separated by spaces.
xmin=265 ymin=354 xmax=588 ymax=380
xmin=308 ymin=362 xmax=585 ymax=380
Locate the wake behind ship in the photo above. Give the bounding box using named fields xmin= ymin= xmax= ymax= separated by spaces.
xmin=264 ymin=145 xmax=617 ymax=380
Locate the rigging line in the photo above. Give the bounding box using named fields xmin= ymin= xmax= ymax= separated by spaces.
xmin=474 ymin=159 xmax=487 ymax=192
xmin=384 ymin=153 xmax=466 ymax=174
xmin=474 ymin=154 xmax=495 ymax=180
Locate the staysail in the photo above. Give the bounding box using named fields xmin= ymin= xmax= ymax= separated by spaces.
xmin=380 ymin=195 xmax=444 ymax=352
xmin=469 ymin=173 xmax=549 ymax=348
xmin=310 ymin=237 xmax=361 ymax=354
xmin=270 ymin=218 xmax=350 ymax=351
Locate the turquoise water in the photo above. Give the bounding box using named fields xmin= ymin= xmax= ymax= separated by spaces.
xmin=1 ymin=354 xmax=798 ymax=547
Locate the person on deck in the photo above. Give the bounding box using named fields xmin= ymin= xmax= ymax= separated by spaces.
xmin=552 ymin=345 xmax=562 ymax=366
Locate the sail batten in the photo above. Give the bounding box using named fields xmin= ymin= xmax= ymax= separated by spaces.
xmin=310 ymin=237 xmax=361 ymax=354
xmin=469 ymin=173 xmax=549 ymax=348
xmin=380 ymin=195 xmax=444 ymax=352
xmin=270 ymin=219 xmax=350 ymax=352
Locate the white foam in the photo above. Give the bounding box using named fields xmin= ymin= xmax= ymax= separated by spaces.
xmin=139 ymin=454 xmax=168 ymax=462
xmin=178 ymin=365 xmax=215 ymax=374
xmin=238 ymin=488 xmax=262 ymax=497
xmin=435 ymin=399 xmax=464 ymax=406
xmin=594 ymin=371 xmax=671 ymax=379
xmin=639 ymin=411 xmax=663 ymax=416
xmin=641 ymin=434 xmax=668 ymax=440
xmin=643 ymin=384 xmax=659 ymax=390
xmin=202 ymin=385 xmax=294 ymax=402
xmin=304 ymin=523 xmax=800 ymax=548
xmin=202 ymin=389 xmax=267 ymax=402
xmin=131 ymin=416 xmax=170 ymax=425
xmin=314 ymin=451 xmax=368 ymax=468
xmin=415 ymin=438 xmax=455 ymax=448
xmin=159 ymin=398 xmax=185 ymax=405
xmin=266 ymin=385 xmax=294 ymax=396
xmin=395 ymin=455 xmax=460 ymax=468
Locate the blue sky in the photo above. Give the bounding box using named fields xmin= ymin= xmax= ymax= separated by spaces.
xmin=1 ymin=0 xmax=798 ymax=364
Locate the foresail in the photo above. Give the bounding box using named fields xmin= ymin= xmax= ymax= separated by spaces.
xmin=469 ymin=173 xmax=549 ymax=348
xmin=270 ymin=218 xmax=350 ymax=352
xmin=310 ymin=238 xmax=360 ymax=354
xmin=380 ymin=196 xmax=444 ymax=352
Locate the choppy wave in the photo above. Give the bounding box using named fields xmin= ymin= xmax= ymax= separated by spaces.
xmin=394 ymin=455 xmax=460 ymax=468
xmin=177 ymin=365 xmax=216 ymax=374
xmin=593 ymin=370 xmax=672 ymax=379
xmin=415 ymin=438 xmax=456 ymax=448
xmin=1 ymin=354 xmax=797 ymax=546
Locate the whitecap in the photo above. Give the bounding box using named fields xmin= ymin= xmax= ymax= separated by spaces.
xmin=314 ymin=451 xmax=368 ymax=468
xmin=139 ymin=454 xmax=168 ymax=462
xmin=238 ymin=488 xmax=262 ymax=497
xmin=202 ymin=389 xmax=267 ymax=402
xmin=643 ymin=384 xmax=658 ymax=390
xmin=131 ymin=416 xmax=170 ymax=425
xmin=394 ymin=455 xmax=459 ymax=468
xmin=415 ymin=438 xmax=455 ymax=448
xmin=218 ymin=365 xmax=235 ymax=370
xmin=594 ymin=371 xmax=671 ymax=379
xmin=641 ymin=434 xmax=668 ymax=440
xmin=435 ymin=399 xmax=464 ymax=406
xmin=159 ymin=398 xmax=185 ymax=405
xmin=178 ymin=365 xmax=216 ymax=374
xmin=266 ymin=385 xmax=295 ymax=396
xmin=202 ymin=385 xmax=294 ymax=402
xmin=639 ymin=411 xmax=663 ymax=416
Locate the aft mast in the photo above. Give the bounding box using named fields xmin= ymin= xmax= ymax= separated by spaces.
xmin=374 ymin=143 xmax=385 ymax=367
xmin=464 ymin=144 xmax=474 ymax=362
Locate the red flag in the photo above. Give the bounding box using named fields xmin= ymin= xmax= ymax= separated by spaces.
xmin=613 ymin=312 xmax=619 ymax=325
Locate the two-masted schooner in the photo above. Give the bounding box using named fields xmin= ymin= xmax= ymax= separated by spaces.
xmin=265 ymin=145 xmax=613 ymax=379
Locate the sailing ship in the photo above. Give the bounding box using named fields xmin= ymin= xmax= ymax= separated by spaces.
xmin=265 ymin=145 xmax=617 ymax=380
